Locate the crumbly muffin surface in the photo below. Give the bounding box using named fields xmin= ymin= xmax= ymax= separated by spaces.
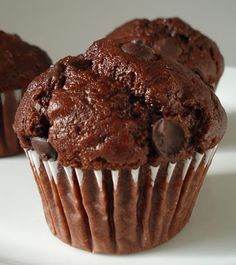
xmin=14 ymin=40 xmax=226 ymax=169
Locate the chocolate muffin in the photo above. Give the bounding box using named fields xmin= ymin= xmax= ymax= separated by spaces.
xmin=14 ymin=39 xmax=226 ymax=254
xmin=0 ymin=30 xmax=51 ymax=157
xmin=107 ymin=17 xmax=224 ymax=90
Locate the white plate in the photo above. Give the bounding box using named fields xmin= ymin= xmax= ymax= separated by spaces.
xmin=0 ymin=67 xmax=236 ymax=265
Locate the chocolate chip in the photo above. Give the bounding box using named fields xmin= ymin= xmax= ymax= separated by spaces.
xmin=31 ymin=137 xmax=57 ymax=161
xmin=72 ymin=55 xmax=92 ymax=70
xmin=121 ymin=42 xmax=156 ymax=61
xmin=179 ymin=34 xmax=189 ymax=44
xmin=155 ymin=38 xmax=182 ymax=58
xmin=152 ymin=118 xmax=185 ymax=156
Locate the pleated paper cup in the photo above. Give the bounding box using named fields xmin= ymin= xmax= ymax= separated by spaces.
xmin=0 ymin=89 xmax=23 ymax=157
xmin=26 ymin=147 xmax=217 ymax=254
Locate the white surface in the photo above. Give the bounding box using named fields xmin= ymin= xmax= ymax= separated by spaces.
xmin=0 ymin=0 xmax=235 ymax=67
xmin=0 ymin=67 xmax=236 ymax=264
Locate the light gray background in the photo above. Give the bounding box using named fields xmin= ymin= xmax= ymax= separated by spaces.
xmin=0 ymin=0 xmax=235 ymax=66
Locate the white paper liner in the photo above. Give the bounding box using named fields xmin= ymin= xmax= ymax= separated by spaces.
xmin=27 ymin=146 xmax=217 ymax=191
xmin=25 ymin=146 xmax=218 ymax=254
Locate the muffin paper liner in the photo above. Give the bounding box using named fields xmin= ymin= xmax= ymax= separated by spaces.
xmin=26 ymin=147 xmax=217 ymax=254
xmin=0 ymin=89 xmax=22 ymax=157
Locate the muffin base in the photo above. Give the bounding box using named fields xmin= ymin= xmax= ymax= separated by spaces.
xmin=26 ymin=147 xmax=216 ymax=254
xmin=0 ymin=89 xmax=23 ymax=157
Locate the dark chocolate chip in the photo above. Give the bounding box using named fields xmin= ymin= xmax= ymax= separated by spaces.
xmin=152 ymin=118 xmax=185 ymax=156
xmin=31 ymin=137 xmax=57 ymax=161
xmin=121 ymin=42 xmax=156 ymax=61
xmin=72 ymin=55 xmax=92 ymax=70
xmin=155 ymin=38 xmax=182 ymax=57
xmin=179 ymin=34 xmax=189 ymax=44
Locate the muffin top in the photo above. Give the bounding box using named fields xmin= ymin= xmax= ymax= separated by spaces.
xmin=0 ymin=30 xmax=52 ymax=93
xmin=14 ymin=38 xmax=227 ymax=170
xmin=107 ymin=17 xmax=224 ymax=89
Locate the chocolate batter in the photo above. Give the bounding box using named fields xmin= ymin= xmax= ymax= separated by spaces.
xmin=14 ymin=40 xmax=226 ymax=169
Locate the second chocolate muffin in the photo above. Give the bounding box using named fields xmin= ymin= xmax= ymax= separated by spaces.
xmin=0 ymin=30 xmax=51 ymax=157
xmin=107 ymin=17 xmax=224 ymax=90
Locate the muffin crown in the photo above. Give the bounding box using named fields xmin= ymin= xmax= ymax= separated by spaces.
xmin=14 ymin=38 xmax=226 ymax=170
xmin=0 ymin=30 xmax=51 ymax=92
